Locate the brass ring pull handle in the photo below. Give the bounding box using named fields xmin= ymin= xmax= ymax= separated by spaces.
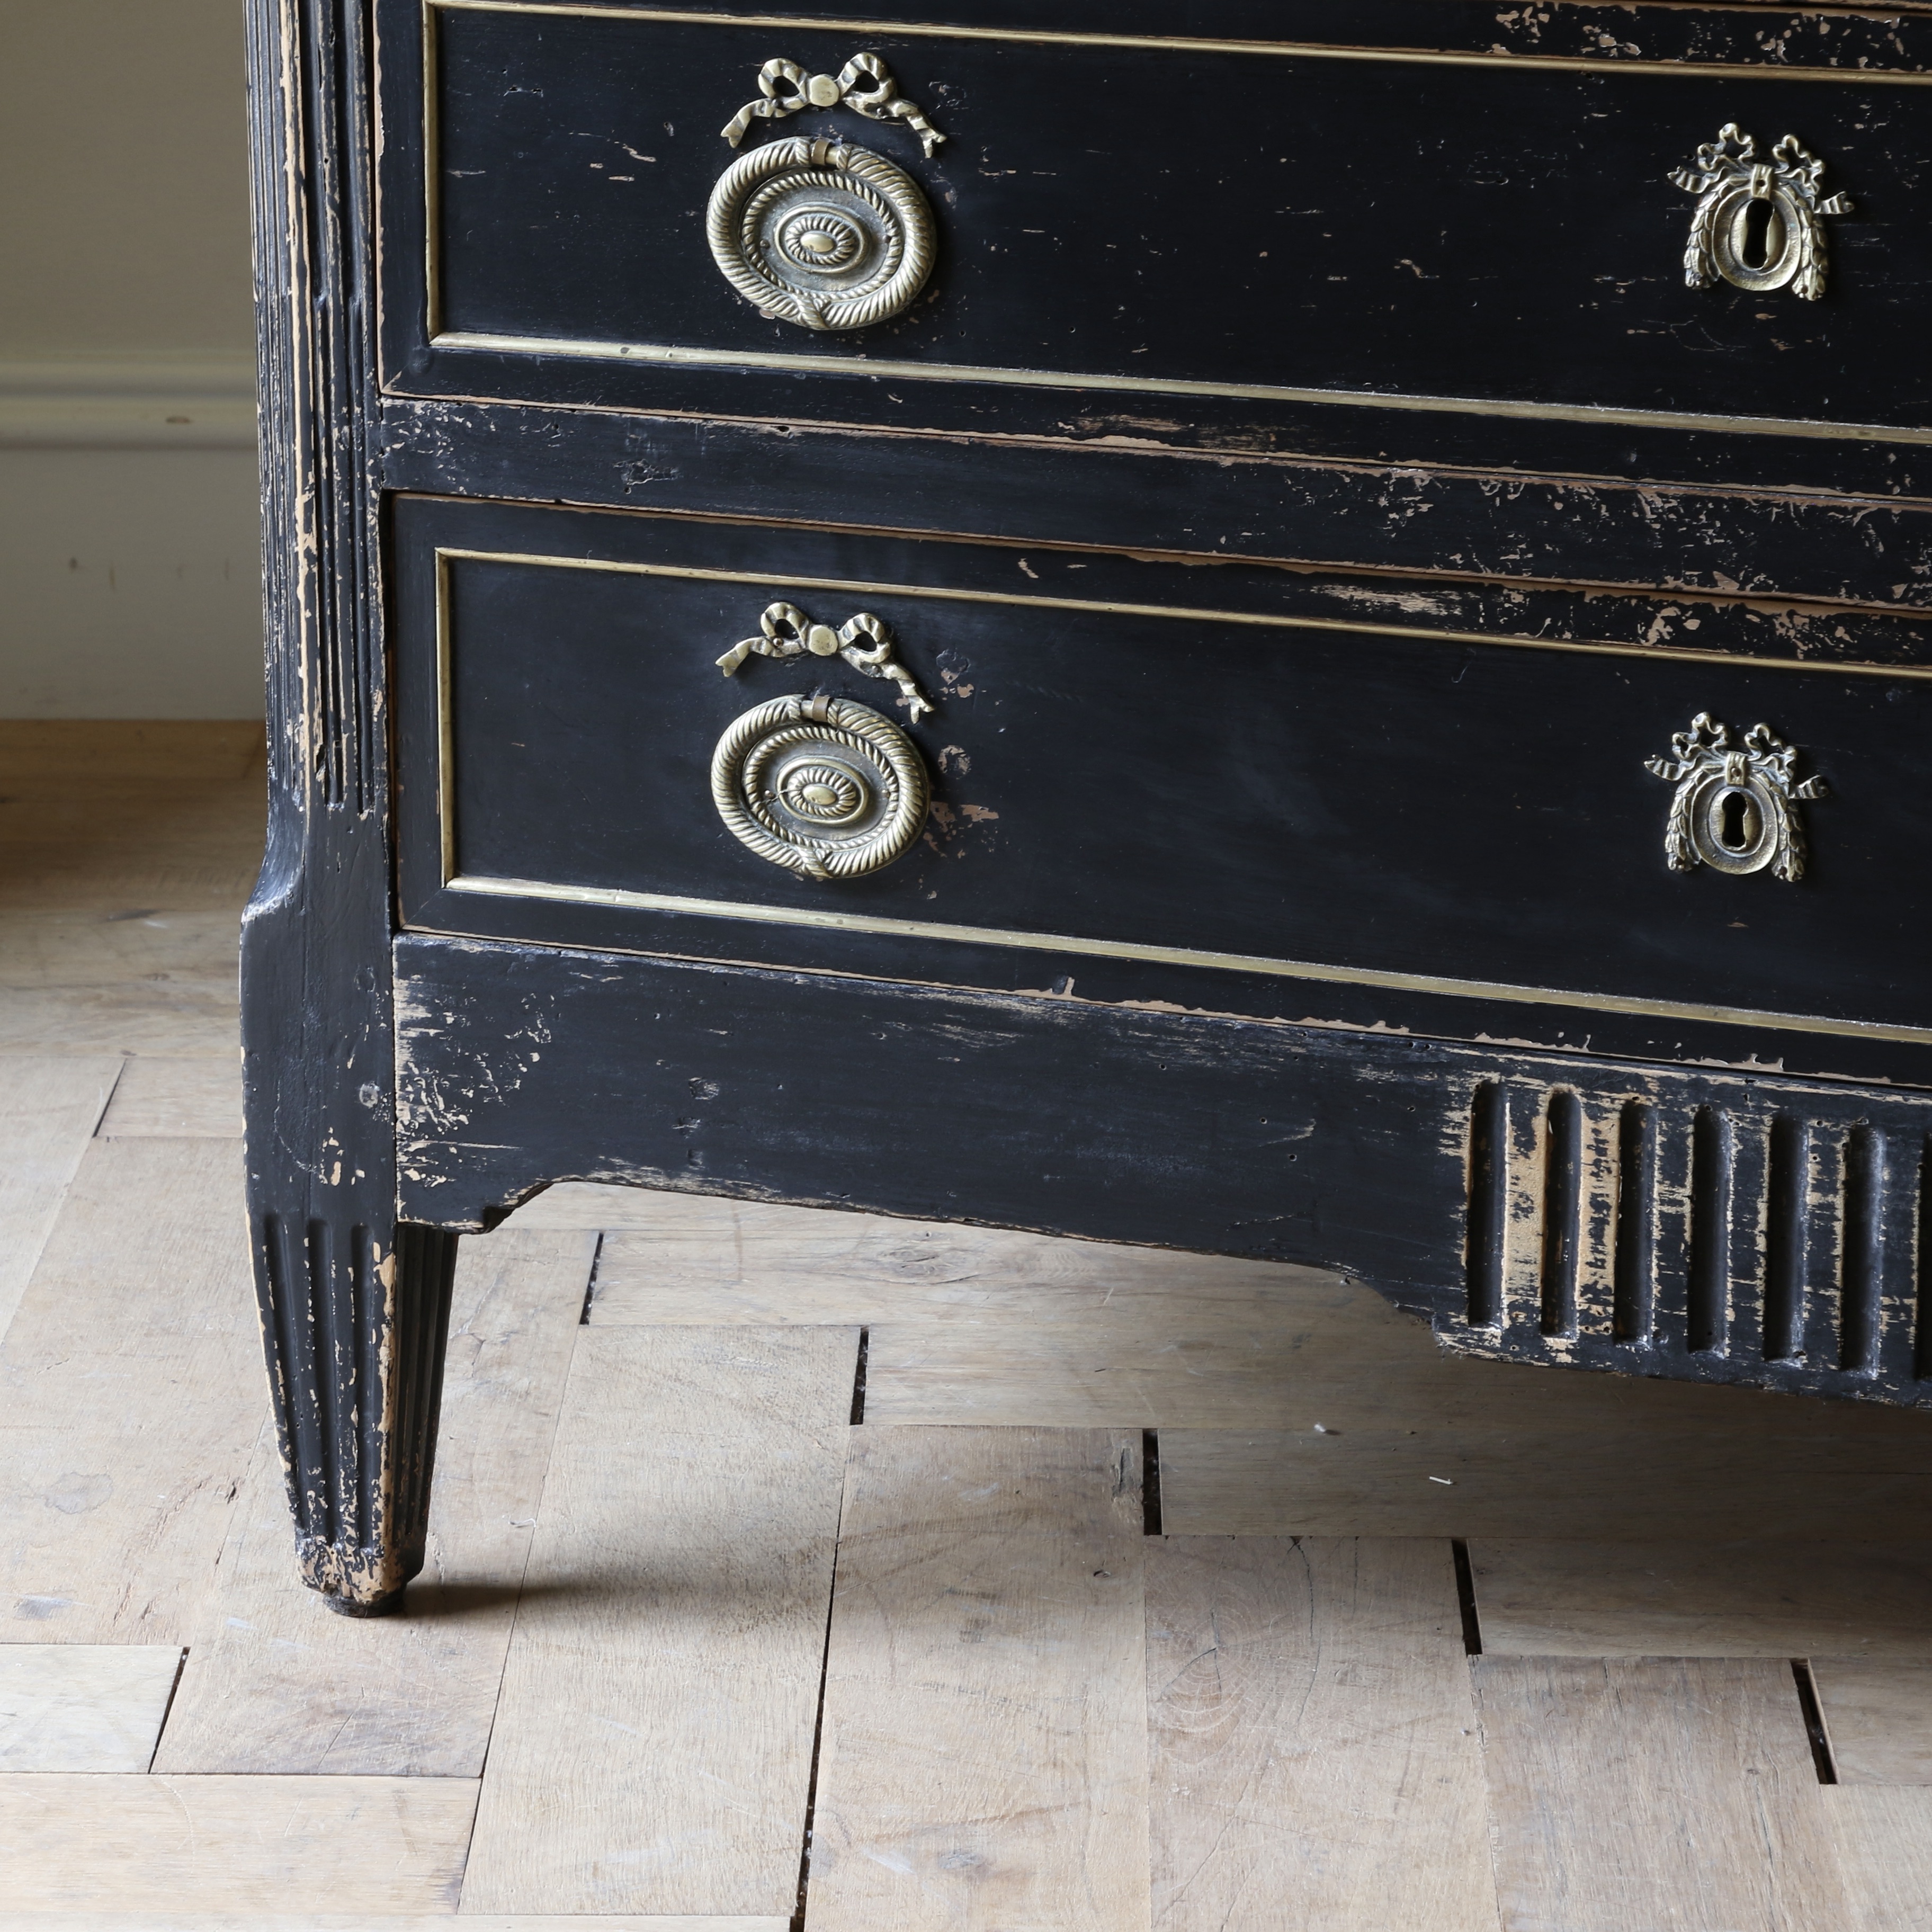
xmin=1645 ymin=713 xmax=1828 ymax=882
xmin=708 ymin=54 xmax=944 ymax=331
xmin=1672 ymin=125 xmax=1853 ymax=300
xmin=713 ymin=693 xmax=930 ymax=880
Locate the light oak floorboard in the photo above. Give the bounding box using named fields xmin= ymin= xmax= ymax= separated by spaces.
xmin=1147 ymin=1536 xmax=1498 ymax=1932
xmin=0 ymin=1921 xmax=781 ymax=1931
xmin=0 ymin=908 xmax=242 ymax=1056
xmin=98 ymin=1052 xmax=240 ymax=1137
xmin=0 ymin=720 xmax=264 ymax=780
xmin=0 ymin=781 xmax=262 ymax=914
xmin=806 ymin=1426 xmax=1151 ymax=1932
xmin=0 ymin=730 xmax=262 ymax=923
xmin=0 ymin=864 xmax=257 ymax=918
xmin=1470 ymin=1541 xmax=1932 ymax=1658
xmin=567 ymin=1198 xmax=1932 ymax=1491
xmin=0 ymin=1643 xmax=182 ymax=1772
xmin=1827 ymin=1785 xmax=1932 ymax=1931
xmin=0 ymin=1774 xmax=475 ymax=1916
xmin=0 ymin=1921 xmax=784 ymax=1931
xmin=1159 ymin=1429 xmax=1932 ymax=1540
xmin=1812 ymin=1659 xmax=1932 ymax=1785
xmin=154 ymin=1230 xmax=596 ymax=1776
xmin=0 ymin=1138 xmax=261 ymax=1644
xmin=1475 ymin=1656 xmax=1847 ymax=1931
xmin=0 ymin=1054 xmax=119 ymax=1340
xmin=578 ymin=1191 xmax=1339 ymax=1327
xmin=459 ymin=1325 xmax=856 ymax=1919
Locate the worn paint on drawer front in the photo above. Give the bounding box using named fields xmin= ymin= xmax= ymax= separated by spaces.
xmin=390 ymin=494 xmax=1932 ymax=1056
xmin=381 ymin=1 xmax=1932 ymax=452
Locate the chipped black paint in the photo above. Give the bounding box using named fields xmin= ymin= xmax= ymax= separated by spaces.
xmin=246 ymin=0 xmax=1932 ymax=1613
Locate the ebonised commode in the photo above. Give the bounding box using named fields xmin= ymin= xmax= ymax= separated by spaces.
xmin=247 ymin=0 xmax=1932 ymax=1612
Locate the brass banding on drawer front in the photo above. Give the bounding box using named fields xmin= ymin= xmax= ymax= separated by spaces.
xmin=393 ymin=495 xmax=1932 ymax=1048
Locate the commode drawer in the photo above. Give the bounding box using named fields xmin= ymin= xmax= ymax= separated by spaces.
xmin=391 ymin=494 xmax=1932 ymax=1056
xmin=378 ymin=1 xmax=1932 ymax=446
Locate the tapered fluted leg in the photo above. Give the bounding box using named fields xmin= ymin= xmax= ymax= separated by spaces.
xmin=252 ymin=1215 xmax=459 ymax=1614
xmin=241 ymin=0 xmax=457 ymax=1612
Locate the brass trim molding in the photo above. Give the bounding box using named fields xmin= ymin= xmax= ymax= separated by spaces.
xmin=424 ymin=543 xmax=1932 ymax=1049
xmin=429 ymin=545 xmax=1932 ymax=681
xmin=439 ymin=872 xmax=1932 ymax=1048
xmin=425 ymin=330 xmax=1932 ymax=447
xmin=415 ymin=1 xmax=1932 ymax=443
xmin=425 ymin=1 xmax=1932 ymax=85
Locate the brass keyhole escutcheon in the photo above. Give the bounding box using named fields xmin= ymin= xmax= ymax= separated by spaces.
xmin=1671 ymin=124 xmax=1852 ymax=300
xmin=1645 ymin=712 xmax=1827 ymax=883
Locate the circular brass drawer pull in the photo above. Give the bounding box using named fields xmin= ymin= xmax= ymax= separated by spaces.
xmin=713 ymin=693 xmax=929 ymax=880
xmin=708 ymin=54 xmax=944 ymax=332
xmin=1645 ymin=712 xmax=1828 ymax=882
xmin=708 ymin=136 xmax=936 ymax=331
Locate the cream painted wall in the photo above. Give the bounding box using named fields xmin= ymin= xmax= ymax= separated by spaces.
xmin=0 ymin=1 xmax=263 ymax=717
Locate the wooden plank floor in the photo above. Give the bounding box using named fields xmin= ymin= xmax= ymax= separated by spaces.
xmin=5 ymin=720 xmax=1932 ymax=1928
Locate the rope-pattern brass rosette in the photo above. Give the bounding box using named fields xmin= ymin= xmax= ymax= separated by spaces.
xmin=712 ymin=694 xmax=929 ymax=880
xmin=706 ymin=136 xmax=936 ymax=331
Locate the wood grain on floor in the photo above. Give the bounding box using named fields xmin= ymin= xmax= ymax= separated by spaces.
xmin=0 ymin=720 xmax=265 ymax=781
xmin=1812 ymin=1659 xmax=1932 ymax=1785
xmin=1474 ymin=1657 xmax=1849 ymax=1931
xmin=153 ymin=1231 xmax=595 ymax=1776
xmin=0 ymin=1137 xmax=262 ymax=1645
xmin=1159 ymin=1428 xmax=1932 ymax=1540
xmin=806 ymin=1427 xmax=1151 ymax=1932
xmin=0 ymin=1774 xmax=477 ymax=1916
xmin=97 ymin=1053 xmax=239 ymax=1138
xmin=1826 ymin=1785 xmax=1932 ymax=1932
xmin=1147 ymin=1537 xmax=1497 ymax=1932
xmin=0 ymin=1645 xmax=182 ymax=1773
xmin=0 ymin=1920 xmax=787 ymax=1931
xmin=0 ymin=908 xmax=246 ymax=1056
xmin=0 ymin=1054 xmax=119 ymax=1340
xmin=1469 ymin=1540 xmax=1932 ymax=1659
xmin=458 ymin=1325 xmax=856 ymax=1918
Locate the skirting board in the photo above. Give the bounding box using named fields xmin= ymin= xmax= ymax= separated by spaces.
xmin=0 ymin=356 xmax=256 ymax=451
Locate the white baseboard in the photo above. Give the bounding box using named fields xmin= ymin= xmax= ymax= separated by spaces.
xmin=0 ymin=353 xmax=257 ymax=450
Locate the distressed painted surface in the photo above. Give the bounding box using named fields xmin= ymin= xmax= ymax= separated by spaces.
xmin=384 ymin=4 xmax=1932 ymax=474
xmin=241 ymin=0 xmax=457 ymax=1612
xmin=382 ymin=399 xmax=1932 ymax=610
xmin=248 ymin=0 xmax=1932 ymax=1616
xmin=394 ymin=938 xmax=1932 ymax=1408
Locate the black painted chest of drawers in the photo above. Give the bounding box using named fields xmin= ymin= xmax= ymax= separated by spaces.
xmin=245 ymin=0 xmax=1932 ymax=1610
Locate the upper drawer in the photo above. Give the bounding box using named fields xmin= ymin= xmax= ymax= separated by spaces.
xmin=378 ymin=1 xmax=1932 ymax=472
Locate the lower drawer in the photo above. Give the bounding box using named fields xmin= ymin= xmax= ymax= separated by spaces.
xmin=391 ymin=494 xmax=1932 ymax=1065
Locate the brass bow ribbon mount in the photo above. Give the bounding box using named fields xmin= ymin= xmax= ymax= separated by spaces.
xmin=718 ymin=602 xmax=936 ymax=720
xmin=1671 ymin=124 xmax=1853 ymax=300
xmin=722 ymin=54 xmax=946 ymax=158
xmin=1645 ymin=712 xmax=1827 ymax=882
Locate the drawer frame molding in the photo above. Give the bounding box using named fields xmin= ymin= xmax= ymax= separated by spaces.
xmin=409 ymin=0 xmax=1932 ymax=448
xmin=423 ymin=538 xmax=1932 ymax=1050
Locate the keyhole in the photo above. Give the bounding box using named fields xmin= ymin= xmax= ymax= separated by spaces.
xmin=1738 ymin=198 xmax=1784 ymax=271
xmin=1718 ymin=790 xmax=1757 ymax=852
